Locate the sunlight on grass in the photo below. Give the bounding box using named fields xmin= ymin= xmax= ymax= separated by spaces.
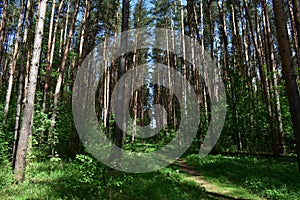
xmin=0 ymin=160 xmax=212 ymax=200
xmin=1 ymin=155 xmax=298 ymax=199
xmin=185 ymin=154 xmax=300 ymax=200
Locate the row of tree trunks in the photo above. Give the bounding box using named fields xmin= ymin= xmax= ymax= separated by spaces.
xmin=48 ymin=0 xmax=80 ymax=158
xmin=4 ymin=0 xmax=300 ymax=184
xmin=262 ymin=0 xmax=285 ymax=155
xmin=243 ymin=0 xmax=283 ymax=156
xmin=42 ymin=0 xmax=64 ymax=113
xmin=2 ymin=0 xmax=25 ymax=127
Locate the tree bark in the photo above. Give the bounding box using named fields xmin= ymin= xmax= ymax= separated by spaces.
xmin=0 ymin=0 xmax=8 ymax=68
xmin=2 ymin=0 xmax=25 ymax=127
xmin=12 ymin=0 xmax=32 ymax=167
xmin=48 ymin=0 xmax=80 ymax=157
xmin=244 ymin=0 xmax=278 ymax=155
xmin=131 ymin=0 xmax=142 ymax=143
xmin=273 ymin=0 xmax=300 ymax=172
xmin=292 ymin=0 xmax=300 ymax=54
xmin=288 ymin=0 xmax=300 ymax=74
xmin=219 ymin=1 xmax=242 ymax=152
xmin=262 ymin=0 xmax=285 ymax=154
xmin=112 ymin=0 xmax=129 ymax=160
xmin=42 ymin=0 xmax=64 ymax=112
xmin=14 ymin=0 xmax=48 ymax=182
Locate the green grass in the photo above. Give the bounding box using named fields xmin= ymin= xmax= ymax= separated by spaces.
xmin=119 ymin=168 xmax=211 ymax=200
xmin=2 ymin=155 xmax=299 ymax=199
xmin=185 ymin=154 xmax=300 ymax=200
xmin=0 ymin=159 xmax=211 ymax=200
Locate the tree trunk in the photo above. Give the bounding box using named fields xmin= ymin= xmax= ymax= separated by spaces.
xmin=262 ymin=0 xmax=285 ymax=154
xmin=244 ymin=0 xmax=278 ymax=155
xmin=273 ymin=0 xmax=300 ymax=173
xmin=106 ymin=2 xmax=119 ymax=137
xmin=131 ymin=0 xmax=142 ymax=143
xmin=288 ymin=0 xmax=300 ymax=74
xmin=14 ymin=0 xmax=48 ymax=182
xmin=219 ymin=1 xmax=242 ymax=152
xmin=292 ymin=0 xmax=300 ymax=54
xmin=12 ymin=0 xmax=32 ymax=167
xmin=48 ymin=0 xmax=80 ymax=157
xmin=2 ymin=0 xmax=25 ymax=127
xmin=42 ymin=0 xmax=64 ymax=112
xmin=112 ymin=0 xmax=129 ymax=160
xmin=0 ymin=0 xmax=8 ymax=68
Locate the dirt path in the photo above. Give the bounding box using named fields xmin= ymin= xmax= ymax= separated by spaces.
xmin=171 ymin=159 xmax=251 ymax=200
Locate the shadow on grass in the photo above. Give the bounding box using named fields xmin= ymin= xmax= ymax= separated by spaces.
xmin=186 ymin=155 xmax=300 ymax=199
xmin=1 ymin=160 xmax=218 ymax=200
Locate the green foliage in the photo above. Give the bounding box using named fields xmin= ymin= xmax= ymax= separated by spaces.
xmin=123 ymin=127 xmax=177 ymax=153
xmin=0 ymin=163 xmax=14 ymax=189
xmin=74 ymin=154 xmax=106 ymax=195
xmin=53 ymin=104 xmax=77 ymax=158
xmin=0 ymin=0 xmax=299 ymax=199
xmin=33 ymin=110 xmax=51 ymax=135
xmin=75 ymin=153 xmax=134 ymax=197
xmin=0 ymin=104 xmax=13 ymax=164
xmin=279 ymin=81 xmax=294 ymax=151
xmin=0 ymin=128 xmax=11 ymax=164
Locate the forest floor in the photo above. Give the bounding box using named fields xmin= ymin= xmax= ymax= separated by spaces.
xmin=183 ymin=154 xmax=300 ymax=200
xmin=0 ymin=154 xmax=299 ymax=199
xmin=171 ymin=159 xmax=261 ymax=200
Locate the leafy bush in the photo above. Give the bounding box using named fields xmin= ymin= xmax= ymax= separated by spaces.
xmin=0 ymin=163 xmax=14 ymax=188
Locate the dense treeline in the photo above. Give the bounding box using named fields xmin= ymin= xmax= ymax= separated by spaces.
xmin=0 ymin=0 xmax=299 ymax=184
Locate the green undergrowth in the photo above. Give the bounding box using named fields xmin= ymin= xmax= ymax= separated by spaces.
xmin=0 ymin=156 xmax=211 ymax=200
xmin=185 ymin=154 xmax=300 ymax=200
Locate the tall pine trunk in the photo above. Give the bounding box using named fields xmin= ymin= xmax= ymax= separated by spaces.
xmin=14 ymin=0 xmax=48 ymax=182
xmin=273 ymin=0 xmax=300 ymax=173
xmin=2 ymin=0 xmax=25 ymax=127
xmin=12 ymin=0 xmax=32 ymax=167
xmin=112 ymin=0 xmax=129 ymax=160
xmin=0 ymin=0 xmax=8 ymax=69
xmin=42 ymin=0 xmax=64 ymax=112
xmin=48 ymin=0 xmax=80 ymax=157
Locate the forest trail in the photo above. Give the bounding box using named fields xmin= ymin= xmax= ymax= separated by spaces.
xmin=171 ymin=159 xmax=259 ymax=200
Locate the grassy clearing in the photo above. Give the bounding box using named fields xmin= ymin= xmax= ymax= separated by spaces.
xmin=169 ymin=160 xmax=261 ymax=200
xmin=185 ymin=154 xmax=300 ymax=200
xmin=182 ymin=173 xmax=261 ymax=199
xmin=0 ymin=160 xmax=211 ymax=200
xmin=1 ymin=155 xmax=298 ymax=199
